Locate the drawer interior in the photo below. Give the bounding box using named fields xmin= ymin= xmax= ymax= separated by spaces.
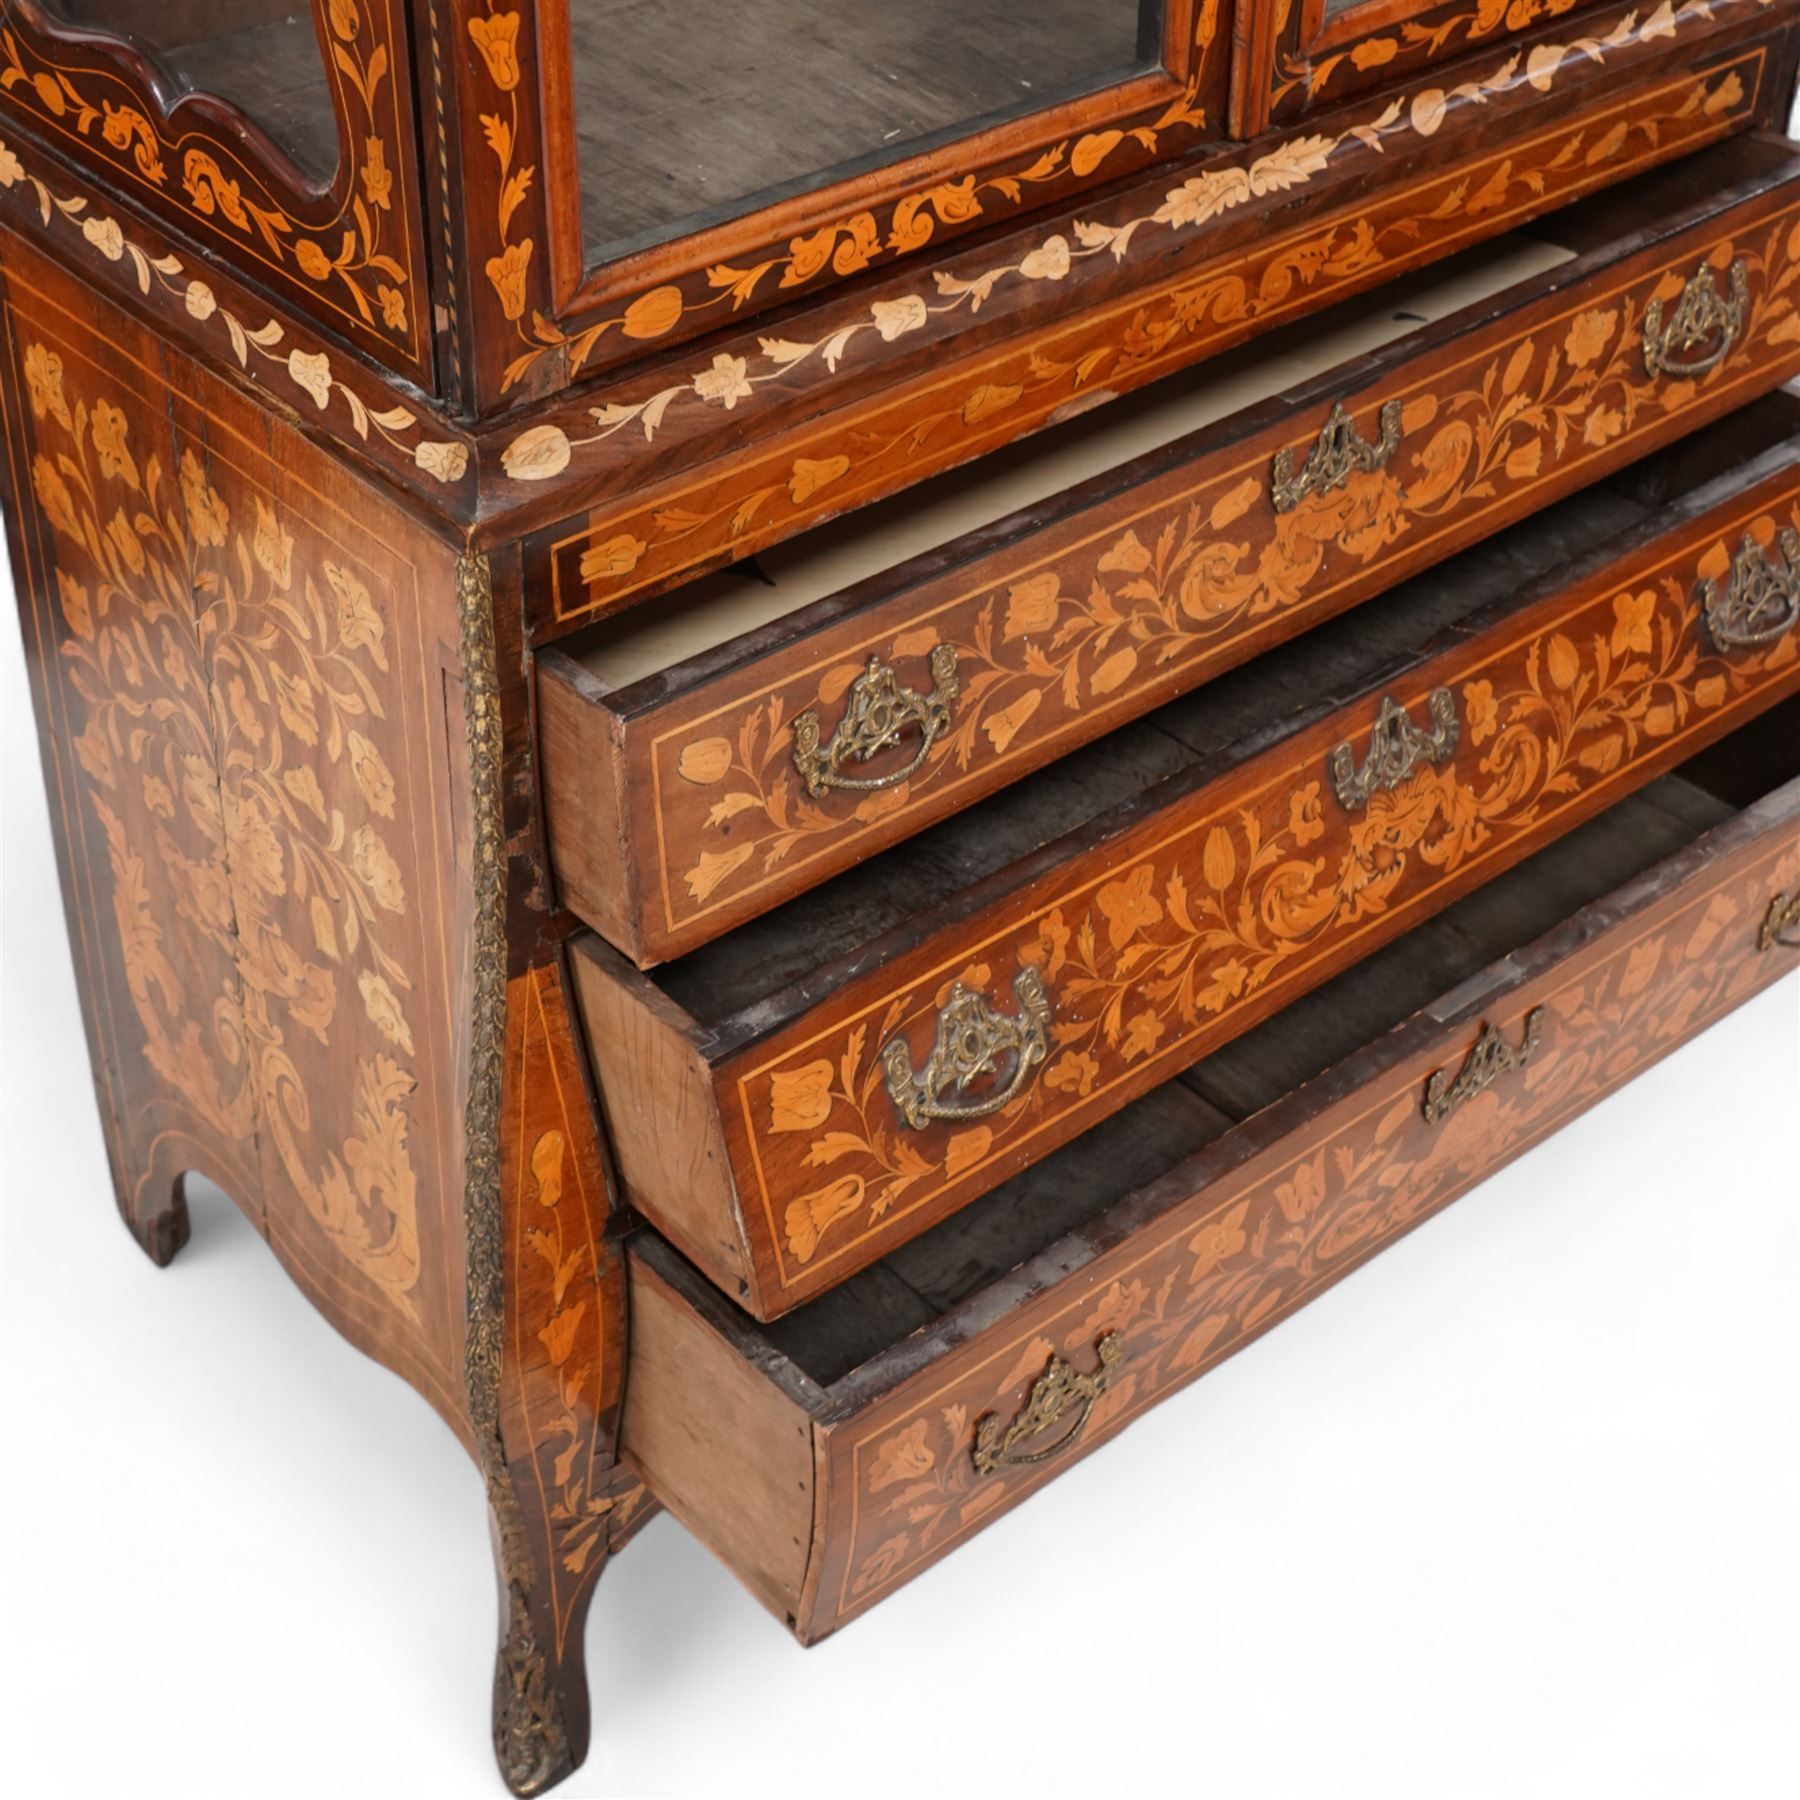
xmin=559 ymin=137 xmax=1795 ymax=698
xmin=751 ymin=695 xmax=1800 ymax=1388
xmin=640 ymin=392 xmax=1800 ymax=1039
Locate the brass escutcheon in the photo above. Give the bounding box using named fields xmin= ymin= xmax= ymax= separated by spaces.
xmin=791 ymin=645 xmax=958 ymax=798
xmin=883 ymin=967 xmax=1052 ymax=1130
xmin=1271 ymin=398 xmax=1403 ymax=514
xmin=1698 ymin=528 xmax=1800 ymax=654
xmin=1643 ymin=258 xmax=1749 ymax=380
xmin=1759 ymin=889 xmax=1800 ymax=953
xmin=1423 ymin=1007 xmax=1545 ymax=1126
xmin=1328 ymin=687 xmax=1460 ymax=812
xmin=972 ymin=1333 xmax=1121 ymax=1476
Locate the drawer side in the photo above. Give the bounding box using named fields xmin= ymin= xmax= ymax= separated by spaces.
xmin=569 ymin=942 xmax=751 ymax=1299
xmin=539 ymin=655 xmax=638 ymax=954
xmin=621 ymin=1256 xmax=818 ymax=1625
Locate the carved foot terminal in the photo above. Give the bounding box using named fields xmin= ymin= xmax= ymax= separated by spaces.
xmin=488 ymin=1501 xmax=601 ymax=1797
xmin=122 ymin=1170 xmax=192 ymax=1269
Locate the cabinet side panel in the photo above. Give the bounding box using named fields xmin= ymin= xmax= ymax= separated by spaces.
xmin=0 ymin=224 xmax=475 ymax=1441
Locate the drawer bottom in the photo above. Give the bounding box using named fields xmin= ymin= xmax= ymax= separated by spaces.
xmin=621 ymin=701 xmax=1800 ymax=1637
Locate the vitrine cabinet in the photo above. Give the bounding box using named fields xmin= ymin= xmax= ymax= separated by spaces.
xmin=2 ymin=1 xmax=1797 ymax=1793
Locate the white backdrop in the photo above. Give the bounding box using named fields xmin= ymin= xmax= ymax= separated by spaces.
xmin=5 ymin=130 xmax=1800 ymax=1800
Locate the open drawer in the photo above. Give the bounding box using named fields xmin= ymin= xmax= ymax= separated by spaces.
xmin=619 ymin=696 xmax=1800 ymax=1640
xmin=539 ymin=136 xmax=1800 ymax=965
xmin=569 ymin=397 xmax=1800 ymax=1319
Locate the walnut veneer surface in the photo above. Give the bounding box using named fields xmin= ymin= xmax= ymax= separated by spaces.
xmin=0 ymin=2 xmax=1797 ymax=1793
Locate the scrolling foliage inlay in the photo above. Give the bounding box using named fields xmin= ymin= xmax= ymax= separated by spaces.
xmin=834 ymin=828 xmax=1800 ymax=1622
xmin=653 ymin=209 xmax=1800 ymax=936
xmin=0 ymin=131 xmax=467 ymax=482
xmin=743 ymin=502 xmax=1800 ymax=1290
xmin=551 ymin=52 xmax=1763 ymax=623
xmin=1272 ymin=0 xmax=1593 ymax=119
xmin=513 ymin=0 xmax=1759 ymax=489
xmin=475 ymin=0 xmax=1226 ymax=394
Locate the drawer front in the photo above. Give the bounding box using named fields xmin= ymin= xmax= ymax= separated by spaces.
xmin=717 ymin=461 xmax=1800 ymax=1313
xmin=799 ymin=788 xmax=1800 ymax=1638
xmin=542 ymin=172 xmax=1800 ymax=965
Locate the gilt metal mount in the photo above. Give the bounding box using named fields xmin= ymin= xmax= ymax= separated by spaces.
xmin=883 ymin=966 xmax=1053 ymax=1129
xmin=972 ymin=1333 xmax=1122 ymax=1476
xmin=1422 ymin=1008 xmax=1546 ymax=1126
xmin=1271 ymin=399 xmax=1404 ymax=514
xmin=792 ymin=645 xmax=958 ymax=797
xmin=1759 ymin=890 xmax=1800 ymax=953
xmin=1643 ymin=258 xmax=1749 ymax=380
xmin=1698 ymin=528 xmax=1800 ymax=654
xmin=1328 ymin=687 xmax=1460 ymax=812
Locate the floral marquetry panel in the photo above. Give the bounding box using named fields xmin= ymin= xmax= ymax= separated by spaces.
xmin=722 ymin=474 xmax=1800 ymax=1311
xmin=803 ymin=796 xmax=1800 ymax=1636
xmin=0 ymin=229 xmax=471 ymax=1434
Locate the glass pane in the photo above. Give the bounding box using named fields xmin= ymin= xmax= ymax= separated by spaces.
xmin=573 ymin=0 xmax=1164 ymax=265
xmin=34 ymin=1 xmax=339 ymax=183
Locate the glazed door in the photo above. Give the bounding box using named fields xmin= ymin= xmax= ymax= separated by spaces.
xmin=0 ymin=1 xmax=436 ymax=384
xmin=500 ymin=0 xmax=1231 ymax=387
xmin=570 ymin=0 xmax=1171 ymax=264
xmin=1239 ymin=0 xmax=1612 ymax=132
xmin=21 ymin=1 xmax=340 ymax=180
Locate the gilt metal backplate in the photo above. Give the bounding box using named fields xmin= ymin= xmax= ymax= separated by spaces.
xmin=1271 ymin=399 xmax=1404 ymax=514
xmin=883 ymin=966 xmax=1053 ymax=1129
xmin=1698 ymin=528 xmax=1800 ymax=654
xmin=972 ymin=1333 xmax=1122 ymax=1476
xmin=1423 ymin=1008 xmax=1546 ymax=1125
xmin=792 ymin=645 xmax=958 ymax=797
xmin=1643 ymin=258 xmax=1749 ymax=380
xmin=1759 ymin=890 xmax=1800 ymax=953
xmin=1329 ymin=687 xmax=1460 ymax=812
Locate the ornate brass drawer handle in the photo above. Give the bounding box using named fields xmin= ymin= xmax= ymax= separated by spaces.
xmin=1271 ymin=398 xmax=1403 ymax=514
xmin=1643 ymin=258 xmax=1749 ymax=380
xmin=973 ymin=1333 xmax=1122 ymax=1476
xmin=1328 ymin=687 xmax=1460 ymax=812
xmin=792 ymin=645 xmax=958 ymax=798
xmin=1760 ymin=890 xmax=1800 ymax=952
xmin=1698 ymin=528 xmax=1800 ymax=653
xmin=883 ymin=967 xmax=1052 ymax=1130
xmin=1423 ymin=1007 xmax=1545 ymax=1125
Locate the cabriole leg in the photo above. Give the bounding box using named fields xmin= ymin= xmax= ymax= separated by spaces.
xmin=465 ymin=953 xmax=629 ymax=1795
